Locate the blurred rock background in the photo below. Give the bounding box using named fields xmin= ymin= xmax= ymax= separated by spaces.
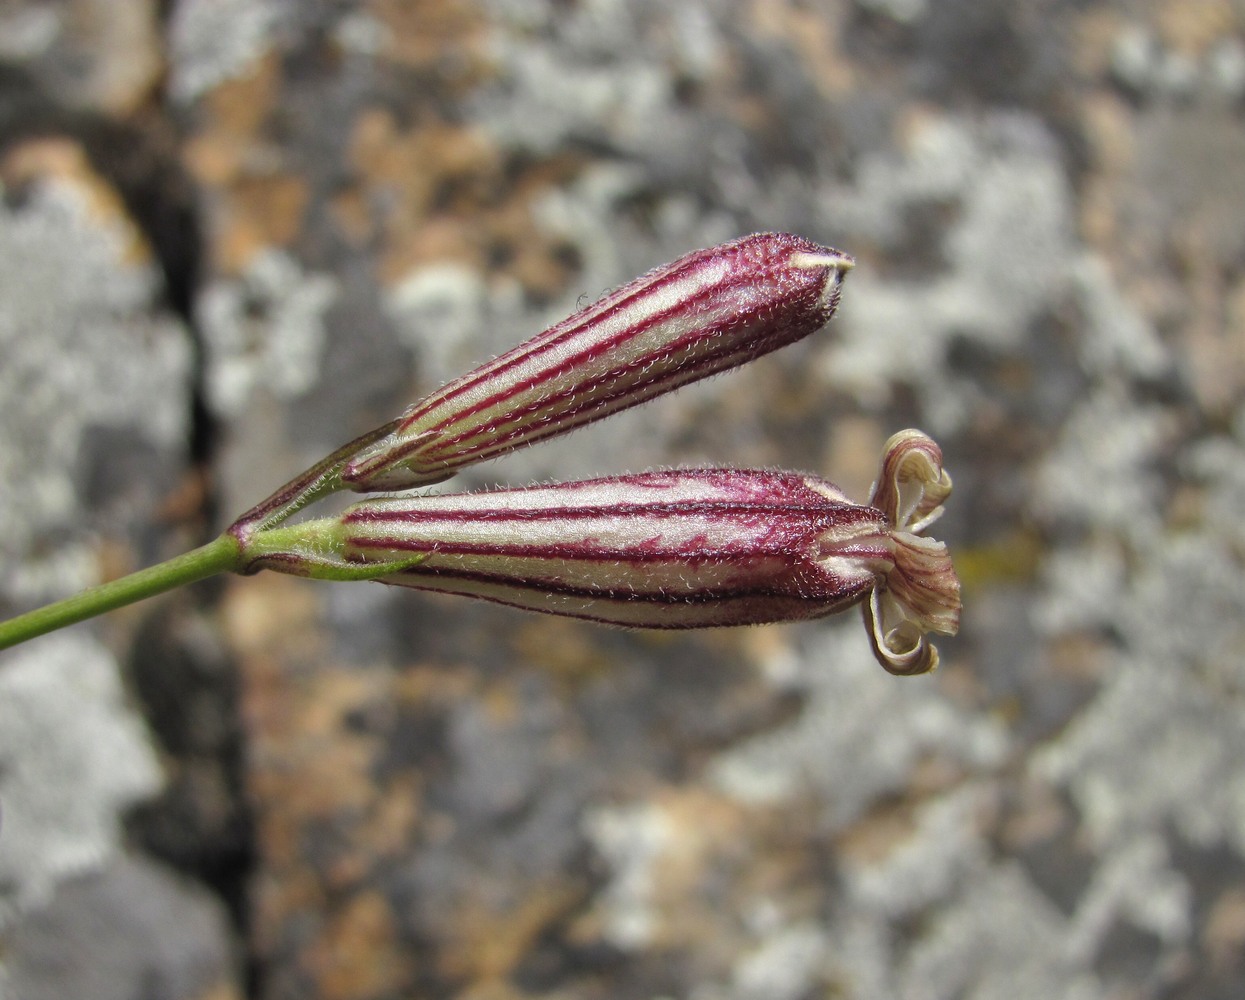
xmin=2 ymin=1 xmax=1244 ymax=998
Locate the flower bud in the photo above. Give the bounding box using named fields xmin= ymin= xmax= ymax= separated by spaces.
xmin=317 ymin=430 xmax=960 ymax=674
xmin=342 ymin=233 xmax=854 ymax=491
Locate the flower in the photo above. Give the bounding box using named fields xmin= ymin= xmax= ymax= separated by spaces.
xmin=862 ymin=430 xmax=960 ymax=674
xmin=268 ymin=430 xmax=959 ymax=674
xmin=341 ymin=233 xmax=854 ymax=491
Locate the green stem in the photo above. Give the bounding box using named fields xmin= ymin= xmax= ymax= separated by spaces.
xmin=239 ymin=518 xmax=428 ymax=580
xmin=0 ymin=534 xmax=243 ymax=652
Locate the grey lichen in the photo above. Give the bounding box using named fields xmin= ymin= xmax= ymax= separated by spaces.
xmin=166 ymin=0 xmax=283 ymax=104
xmin=0 ymin=176 xmax=192 ymax=605
xmin=817 ymin=113 xmax=1122 ymax=432
xmin=0 ymin=634 xmax=162 ymax=930
xmin=708 ymin=628 xmax=1007 ymax=829
xmin=197 ymin=249 xmax=338 ymax=417
xmin=571 ymin=103 xmax=1235 ymax=998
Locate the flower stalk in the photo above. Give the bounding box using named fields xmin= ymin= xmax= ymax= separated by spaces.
xmin=0 ymin=536 xmax=243 ymax=651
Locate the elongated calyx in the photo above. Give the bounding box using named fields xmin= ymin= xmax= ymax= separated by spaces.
xmin=341 ymin=233 xmax=854 ymax=491
xmin=249 ymin=431 xmax=960 ymax=674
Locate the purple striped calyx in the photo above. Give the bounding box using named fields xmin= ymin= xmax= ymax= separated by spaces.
xmin=341 ymin=233 xmax=854 ymax=491
xmin=252 ymin=430 xmax=960 ymax=674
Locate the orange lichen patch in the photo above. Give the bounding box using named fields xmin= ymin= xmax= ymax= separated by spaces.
xmin=474 ymin=188 xmax=583 ymax=301
xmin=93 ymin=0 xmax=165 ymax=113
xmin=377 ymin=214 xmax=480 ymax=283
xmin=511 ymin=617 xmax=616 ymax=688
xmin=745 ymin=0 xmax=854 ymax=96
xmin=154 ymin=466 xmax=215 ymax=528
xmin=1079 ymin=175 xmax=1119 ymax=250
xmin=822 ymin=416 xmax=889 ymax=505
xmin=834 ymin=798 xmax=922 ymax=866
xmin=297 ymin=670 xmax=382 ymax=741
xmin=343 ymin=105 xmax=589 ymax=294
xmin=235 ymin=172 xmax=311 ymax=246
xmin=1205 ymin=887 xmax=1245 ymax=971
xmin=479 ymin=679 xmax=524 ymax=727
xmin=573 ymin=788 xmax=830 ymax=963
xmin=347 ymin=111 xmax=491 ymax=280
xmin=909 ymin=753 xmax=971 ymax=800
xmin=738 ymin=624 xmax=796 ymax=675
xmin=998 ymin=781 xmax=1071 ymax=852
xmin=360 ymin=112 xmax=495 ymax=184
xmin=222 ymin=573 xmax=322 ymax=660
xmin=1046 ymin=633 xmax=1114 ymax=683
xmin=1078 ymin=92 xmax=1136 ymax=249
xmin=250 ymin=675 xmax=383 ymax=818
xmin=348 ymin=110 xmax=502 ymax=236
xmin=1226 ymin=276 xmax=1245 ymax=382
xmin=41 ymin=0 xmax=163 ymax=115
xmin=253 ymin=867 xmax=329 ymax=944
xmin=182 ymin=135 xmax=237 ymax=191
xmin=894 ymin=103 xmax=948 ymax=154
xmin=354 ymin=778 xmax=422 ymax=858
xmin=204 ymin=51 xmax=283 ymax=151
xmin=188 ymin=981 xmax=246 ymax=1000
xmin=303 ymin=890 xmax=414 ymax=1000
xmin=328 ymin=186 xmax=375 ymax=248
xmin=367 ymin=0 xmax=491 ymax=82
xmin=1174 ymin=230 xmax=1245 ymax=415
xmin=1080 ymin=91 xmax=1136 ymax=178
xmin=183 ymin=53 xmax=283 ymax=186
xmin=266 ymin=665 xmax=456 ymax=860
xmin=729 ymin=808 xmax=826 ymax=901
xmin=250 ymin=793 xmax=307 ymax=873
xmin=1073 ymin=8 xmax=1131 ymax=78
xmin=238 ymin=631 xmax=440 ymax=924
xmin=438 ymin=883 xmax=585 ymax=985
xmin=379 ymin=194 xmax=583 ymax=297
xmin=1 ymin=138 xmax=153 ymax=266
xmin=643 ymin=791 xmax=754 ymax=923
xmin=393 ymin=661 xmax=479 ymax=707
xmin=94 ymin=538 xmax=142 ymax=590
xmin=1156 ymin=0 xmax=1240 ymax=57
xmin=182 ymin=52 xmax=292 ymax=274
xmin=243 ymin=662 xmax=416 ymax=971
xmin=248 ymin=735 xmax=378 ymax=843
xmin=214 ymin=171 xmax=312 ymax=274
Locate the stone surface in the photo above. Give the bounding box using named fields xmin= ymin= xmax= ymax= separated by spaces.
xmin=2 ymin=1 xmax=1245 ymax=998
xmin=0 ymin=0 xmax=163 ymax=114
xmin=0 ymin=138 xmax=235 ymax=994
xmin=0 ymin=634 xmax=162 ymax=927
xmin=0 ymin=141 xmax=193 ymax=607
xmin=2 ymin=854 xmax=240 ymax=1000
